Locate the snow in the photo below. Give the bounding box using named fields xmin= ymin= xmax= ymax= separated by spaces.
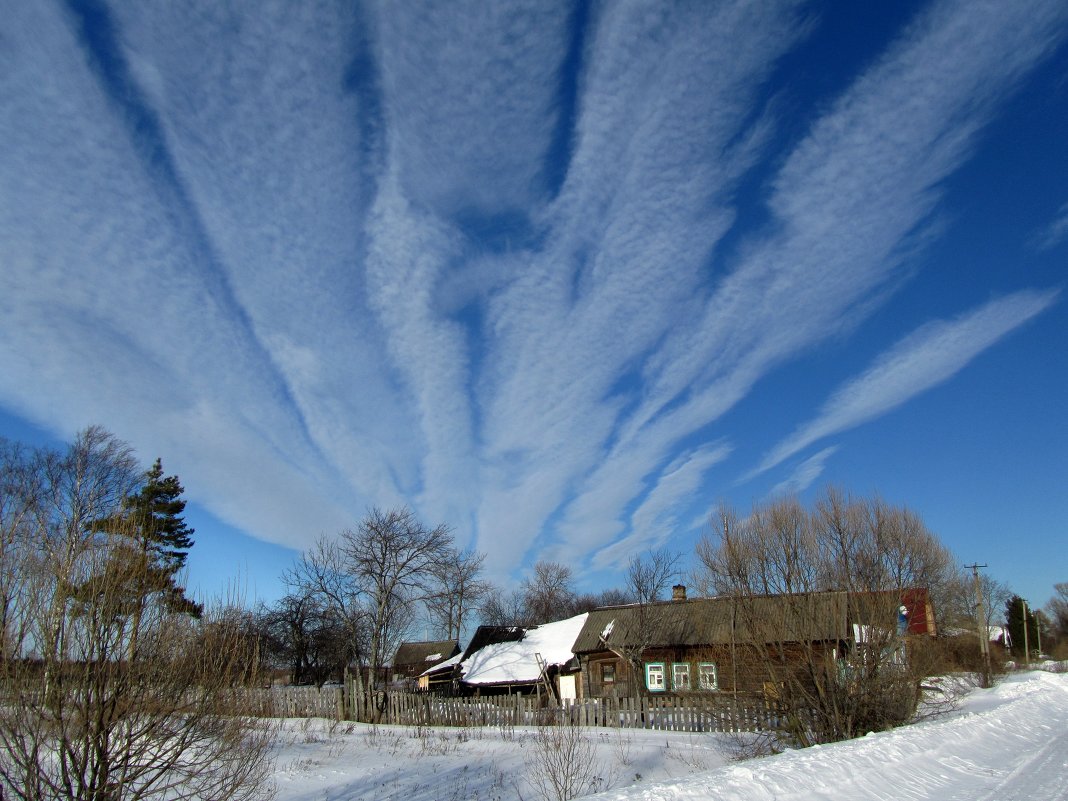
xmin=270 ymin=669 xmax=1068 ymax=801
xmin=422 ymin=651 xmax=463 ymax=676
xmin=461 ymin=613 xmax=589 ymax=685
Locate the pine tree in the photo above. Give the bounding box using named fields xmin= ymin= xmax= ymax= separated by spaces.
xmin=87 ymin=458 xmax=201 ymax=659
xmin=1004 ymin=595 xmax=1039 ymax=659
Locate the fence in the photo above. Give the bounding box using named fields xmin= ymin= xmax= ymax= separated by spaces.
xmin=239 ymin=684 xmax=781 ymax=733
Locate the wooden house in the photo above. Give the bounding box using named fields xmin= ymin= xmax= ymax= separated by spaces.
xmin=390 ymin=640 xmax=461 ymax=690
xmin=571 ymin=586 xmax=935 ymax=699
xmin=422 ymin=614 xmax=588 ymax=698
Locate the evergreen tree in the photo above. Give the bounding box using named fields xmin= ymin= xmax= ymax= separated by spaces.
xmin=87 ymin=458 xmax=201 ymax=658
xmin=1004 ymin=595 xmax=1039 ymax=659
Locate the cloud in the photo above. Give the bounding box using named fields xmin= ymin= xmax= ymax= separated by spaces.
xmin=1032 ymin=202 xmax=1068 ymax=252
xmin=533 ymin=0 xmax=1068 ymax=572
xmin=2 ymin=0 xmax=1066 ymax=593
xmin=767 ymin=447 xmax=840 ymax=498
xmin=750 ymin=290 xmax=1059 ymax=478
xmin=591 ymin=443 xmax=733 ymax=571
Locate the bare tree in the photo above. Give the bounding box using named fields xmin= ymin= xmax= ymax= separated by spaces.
xmin=523 ymin=718 xmax=602 ymax=801
xmin=1046 ymin=583 xmax=1068 ymax=632
xmin=284 ymin=537 xmax=366 ymax=687
xmin=626 ymin=548 xmax=682 ymax=605
xmin=0 ymin=439 xmax=39 ymax=662
xmin=598 ymin=552 xmax=683 ymax=698
xmin=479 ymin=586 xmax=529 ymax=627
xmin=343 ymin=507 xmax=453 ymax=693
xmin=695 ymin=488 xmax=953 ymax=746
xmin=257 ymin=591 xmax=351 ymax=687
xmin=290 ymin=507 xmax=453 ymax=703
xmin=425 ymin=548 xmax=490 ymax=641
xmin=522 ymin=561 xmax=576 ymax=624
xmin=0 ymin=429 xmax=273 ymax=801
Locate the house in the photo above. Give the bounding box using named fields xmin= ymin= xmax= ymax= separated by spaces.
xmin=571 ymin=586 xmax=935 ymax=699
xmin=422 ymin=613 xmax=589 ymax=699
xmin=391 ymin=640 xmax=461 ymax=690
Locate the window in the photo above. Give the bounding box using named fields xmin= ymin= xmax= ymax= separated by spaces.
xmin=672 ymin=663 xmax=690 ymax=691
xmin=645 ymin=662 xmax=666 ymax=692
xmin=601 ymin=662 xmax=616 ymax=685
xmin=698 ymin=662 xmax=718 ymax=690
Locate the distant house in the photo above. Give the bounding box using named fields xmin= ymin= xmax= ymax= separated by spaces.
xmin=391 ymin=640 xmax=461 ymax=690
xmin=422 ymin=613 xmax=589 ymax=699
xmin=571 ymin=586 xmax=935 ymax=699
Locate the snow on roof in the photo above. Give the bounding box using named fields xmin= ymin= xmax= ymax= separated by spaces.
xmin=425 ymin=652 xmax=442 ymax=662
xmin=600 ymin=620 xmax=615 ymax=641
xmin=420 ymin=650 xmax=462 ymax=676
xmin=461 ymin=613 xmax=588 ymax=686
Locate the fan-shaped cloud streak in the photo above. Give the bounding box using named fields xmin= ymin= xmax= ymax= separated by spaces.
xmin=751 ymin=290 xmax=1060 ymax=478
xmin=0 ymin=0 xmax=1065 ymax=588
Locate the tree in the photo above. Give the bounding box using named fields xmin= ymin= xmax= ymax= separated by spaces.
xmin=283 ymin=537 xmax=367 ymax=687
xmin=0 ymin=428 xmax=273 ymax=801
xmin=256 ymin=589 xmax=355 ymax=687
xmin=593 ymin=551 xmax=683 ymax=698
xmin=425 ymin=548 xmax=490 ymax=640
xmin=479 ymin=586 xmax=529 ymax=627
xmin=522 ymin=561 xmax=577 ymax=624
xmin=1005 ymin=595 xmax=1040 ymax=659
xmin=345 ymin=507 xmax=453 ymax=692
xmin=290 ymin=507 xmax=453 ymax=705
xmin=695 ymin=488 xmax=953 ymax=746
xmin=1046 ymin=582 xmax=1068 ymax=648
xmin=626 ymin=548 xmax=682 ymax=605
xmin=87 ymin=457 xmax=201 ymax=661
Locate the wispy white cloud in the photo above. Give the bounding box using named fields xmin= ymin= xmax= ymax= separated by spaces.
xmin=767 ymin=447 xmax=840 ymax=498
xmin=1032 ymin=201 xmax=1068 ymax=252
xmin=750 ymin=290 xmax=1059 ymax=478
xmin=591 ymin=443 xmax=732 ymax=571
xmin=1 ymin=0 xmax=1065 ymax=594
xmin=474 ymin=0 xmax=807 ymax=572
xmin=533 ymin=0 xmax=1068 ymax=573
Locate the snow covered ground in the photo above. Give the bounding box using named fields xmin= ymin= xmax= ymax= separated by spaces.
xmin=270 ymin=670 xmax=1068 ymax=801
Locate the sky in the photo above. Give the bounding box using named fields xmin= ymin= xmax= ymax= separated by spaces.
xmin=1 ymin=0 xmax=1066 ymax=612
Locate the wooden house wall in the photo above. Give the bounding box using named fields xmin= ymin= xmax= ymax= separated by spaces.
xmin=581 ymin=641 xmax=841 ymax=699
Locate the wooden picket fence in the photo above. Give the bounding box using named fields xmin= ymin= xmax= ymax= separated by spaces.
xmin=236 ymin=685 xmax=782 ymax=733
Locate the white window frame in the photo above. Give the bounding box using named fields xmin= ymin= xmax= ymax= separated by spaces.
xmin=672 ymin=662 xmax=691 ymax=691
xmin=645 ymin=662 xmax=666 ymax=692
xmin=698 ymin=662 xmax=718 ymax=691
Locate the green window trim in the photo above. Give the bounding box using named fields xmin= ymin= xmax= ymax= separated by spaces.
xmin=645 ymin=662 xmax=666 ymax=692
xmin=672 ymin=662 xmax=691 ymax=691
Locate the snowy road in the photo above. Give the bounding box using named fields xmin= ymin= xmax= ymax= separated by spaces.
xmin=593 ymin=671 xmax=1068 ymax=801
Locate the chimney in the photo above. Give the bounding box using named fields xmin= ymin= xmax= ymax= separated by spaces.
xmin=672 ymin=584 xmax=687 ymax=602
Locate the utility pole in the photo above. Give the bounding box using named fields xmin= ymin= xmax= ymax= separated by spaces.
xmin=965 ymin=563 xmax=991 ymax=685
xmin=1022 ymin=599 xmax=1031 ymax=667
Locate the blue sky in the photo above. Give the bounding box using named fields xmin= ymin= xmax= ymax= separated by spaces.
xmin=1 ymin=0 xmax=1066 ymax=612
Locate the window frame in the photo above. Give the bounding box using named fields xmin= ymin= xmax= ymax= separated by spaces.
xmin=672 ymin=662 xmax=691 ymax=691
xmin=644 ymin=662 xmax=666 ymax=692
xmin=698 ymin=662 xmax=719 ymax=691
xmin=601 ymin=661 xmax=616 ymax=686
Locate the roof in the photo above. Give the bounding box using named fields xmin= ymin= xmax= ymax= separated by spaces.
xmin=460 ymin=613 xmax=589 ymax=686
xmin=573 ymin=590 xmax=928 ymax=653
xmin=420 ymin=650 xmax=463 ymax=677
xmin=393 ymin=640 xmax=461 ymax=668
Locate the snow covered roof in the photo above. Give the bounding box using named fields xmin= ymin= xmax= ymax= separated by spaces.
xmin=393 ymin=640 xmax=460 ymax=668
xmin=420 ymin=650 xmax=463 ymax=677
xmin=460 ymin=613 xmax=588 ymax=686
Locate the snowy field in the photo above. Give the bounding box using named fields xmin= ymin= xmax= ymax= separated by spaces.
xmin=271 ymin=670 xmax=1068 ymax=801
